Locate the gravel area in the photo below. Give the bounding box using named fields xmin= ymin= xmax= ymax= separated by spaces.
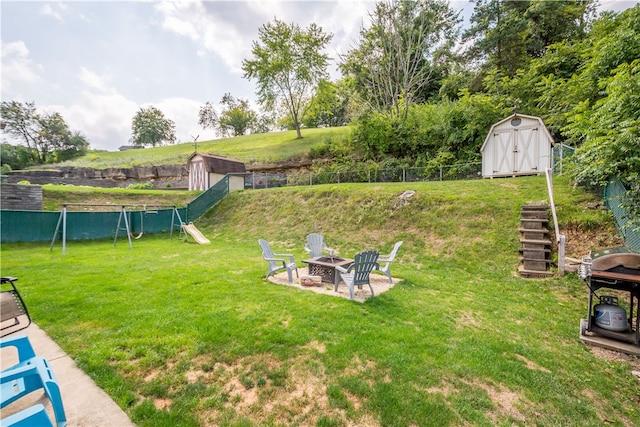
xmin=267 ymin=267 xmax=399 ymax=302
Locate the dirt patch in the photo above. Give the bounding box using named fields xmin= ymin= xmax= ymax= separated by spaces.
xmin=514 ymin=354 xmax=551 ymax=373
xmin=476 ymin=382 xmax=527 ymax=423
xmin=561 ymin=226 xmax=624 ymax=259
xmin=154 ymin=398 xmax=172 ymax=410
xmin=267 ymin=268 xmax=400 ymax=302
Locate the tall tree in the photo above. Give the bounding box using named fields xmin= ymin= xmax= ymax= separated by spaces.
xmin=242 ymin=19 xmax=333 ymax=139
xmin=0 ymin=100 xmax=89 ymax=164
xmin=341 ymin=0 xmax=460 ymax=119
xmin=130 ymin=106 xmax=176 ymax=147
xmin=303 ymin=79 xmax=351 ymax=128
xmin=199 ymin=94 xmax=257 ymax=137
xmin=463 ymin=0 xmax=596 ymax=79
xmin=0 ymin=143 xmax=34 ymax=170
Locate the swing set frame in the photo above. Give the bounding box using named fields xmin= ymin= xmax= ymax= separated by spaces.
xmin=49 ymin=204 xmax=185 ymax=254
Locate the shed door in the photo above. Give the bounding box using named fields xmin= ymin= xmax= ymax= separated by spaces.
xmin=515 ymin=126 xmax=540 ymax=173
xmin=189 ymin=159 xmax=208 ymax=191
xmin=491 ymin=129 xmax=515 ymax=176
xmin=491 ymin=126 xmax=540 ymax=175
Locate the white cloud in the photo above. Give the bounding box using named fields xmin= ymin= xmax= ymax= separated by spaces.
xmin=155 ymin=1 xmax=254 ymax=74
xmin=0 ymin=40 xmax=42 ymax=94
xmin=45 ymin=91 xmax=139 ymax=151
xmin=77 ymin=67 xmax=111 ymax=94
xmin=39 ymin=2 xmax=67 ymax=21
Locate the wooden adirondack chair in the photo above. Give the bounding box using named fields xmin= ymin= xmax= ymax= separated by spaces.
xmin=304 ymin=233 xmax=334 ymax=258
xmin=258 ymin=239 xmax=299 ymax=284
xmin=335 ymin=250 xmax=379 ymax=300
xmin=376 ymin=241 xmax=403 ymax=283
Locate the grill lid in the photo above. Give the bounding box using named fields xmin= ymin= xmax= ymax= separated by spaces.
xmin=591 ymin=247 xmax=640 ymax=273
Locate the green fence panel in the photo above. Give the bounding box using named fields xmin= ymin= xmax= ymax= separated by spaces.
xmin=1 ymin=207 xmax=188 ymax=243
xmin=1 ymin=210 xmax=60 ymax=243
xmin=1 ymin=174 xmax=232 ymax=244
xmin=604 ymin=179 xmax=640 ymax=251
xmin=186 ymin=176 xmax=229 ymax=221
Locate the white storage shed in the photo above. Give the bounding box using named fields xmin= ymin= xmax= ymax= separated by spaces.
xmin=480 ymin=113 xmax=554 ymax=178
xmin=187 ymin=153 xmax=247 ymax=191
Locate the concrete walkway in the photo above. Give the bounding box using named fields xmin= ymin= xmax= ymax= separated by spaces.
xmin=1 ymin=324 xmax=134 ymax=427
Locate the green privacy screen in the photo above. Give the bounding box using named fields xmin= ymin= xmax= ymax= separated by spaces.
xmin=604 ymin=179 xmax=640 ymax=252
xmin=0 ymin=175 xmax=229 ymax=243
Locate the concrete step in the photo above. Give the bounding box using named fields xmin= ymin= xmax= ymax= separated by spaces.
xmin=518 ymin=266 xmax=555 ymax=278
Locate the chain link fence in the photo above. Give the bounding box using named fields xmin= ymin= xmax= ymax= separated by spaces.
xmin=245 ymin=162 xmax=483 ymax=189
xmin=551 ymin=143 xmax=576 ymax=175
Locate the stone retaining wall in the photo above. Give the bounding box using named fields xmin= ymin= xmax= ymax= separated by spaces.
xmin=7 ymin=165 xmax=189 ymax=189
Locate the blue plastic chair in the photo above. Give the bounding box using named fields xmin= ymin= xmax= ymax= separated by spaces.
xmin=1 ymin=403 xmax=54 ymax=427
xmin=1 ymin=335 xmax=67 ymax=427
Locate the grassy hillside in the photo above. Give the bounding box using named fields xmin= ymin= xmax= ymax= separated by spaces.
xmin=40 ymin=184 xmax=199 ymax=211
xmin=58 ymin=127 xmax=350 ymax=169
xmin=3 ymin=176 xmax=636 ymax=426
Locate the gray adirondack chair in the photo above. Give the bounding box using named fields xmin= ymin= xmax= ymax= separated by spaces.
xmin=304 ymin=233 xmax=334 ymax=258
xmin=335 ymin=250 xmax=379 ymax=300
xmin=376 ymin=241 xmax=403 ymax=283
xmin=258 ymin=239 xmax=299 ymax=284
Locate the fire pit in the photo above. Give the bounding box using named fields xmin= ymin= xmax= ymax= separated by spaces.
xmin=303 ymin=256 xmax=353 ymax=286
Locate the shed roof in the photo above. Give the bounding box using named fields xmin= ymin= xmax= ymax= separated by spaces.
xmin=187 ymin=152 xmax=246 ymax=174
xmin=480 ymin=113 xmax=554 ymax=153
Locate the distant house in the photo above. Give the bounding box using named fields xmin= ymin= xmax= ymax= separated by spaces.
xmin=480 ymin=113 xmax=554 ymax=178
xmin=187 ymin=152 xmax=247 ymax=191
xmin=118 ymin=145 xmax=144 ymax=151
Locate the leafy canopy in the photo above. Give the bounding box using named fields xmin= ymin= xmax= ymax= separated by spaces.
xmin=242 ymin=18 xmax=332 ymax=139
xmin=341 ymin=0 xmax=460 ymax=119
xmin=0 ymin=100 xmax=89 ymax=165
xmin=199 ymin=94 xmax=259 ymax=137
xmin=130 ymin=106 xmax=176 ymax=147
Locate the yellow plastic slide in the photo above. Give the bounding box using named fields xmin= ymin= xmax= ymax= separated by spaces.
xmin=181 ymin=222 xmax=211 ymax=244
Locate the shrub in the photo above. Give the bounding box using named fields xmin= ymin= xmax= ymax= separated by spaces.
xmin=127 ymin=182 xmax=154 ymax=190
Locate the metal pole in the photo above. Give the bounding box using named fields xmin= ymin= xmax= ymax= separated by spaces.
xmin=123 ymin=206 xmax=133 ymax=249
xmin=62 ymin=205 xmax=67 ymax=255
xmin=50 ymin=205 xmax=65 ymax=253
xmin=558 ymin=235 xmax=566 ymax=276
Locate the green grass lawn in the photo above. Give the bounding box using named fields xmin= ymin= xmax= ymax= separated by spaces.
xmin=2 ymin=176 xmax=638 ymax=426
xmin=57 ymin=127 xmax=350 ymax=169
xmin=40 ymin=184 xmax=200 ymax=211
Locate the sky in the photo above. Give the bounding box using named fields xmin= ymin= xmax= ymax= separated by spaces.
xmin=1 ymin=1 xmax=638 ymax=152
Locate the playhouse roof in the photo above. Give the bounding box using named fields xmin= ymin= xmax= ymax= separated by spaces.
xmin=480 ymin=113 xmax=554 ymax=153
xmin=187 ymin=152 xmax=246 ymax=174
